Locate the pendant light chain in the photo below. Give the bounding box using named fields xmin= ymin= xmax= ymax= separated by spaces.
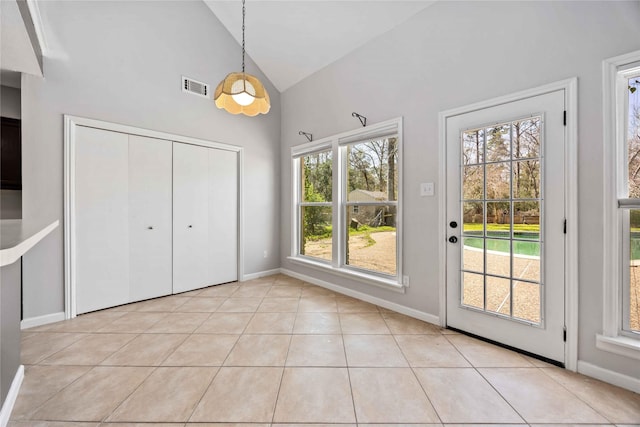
xmin=241 ymin=0 xmax=246 ymax=74
xmin=213 ymin=0 xmax=270 ymax=115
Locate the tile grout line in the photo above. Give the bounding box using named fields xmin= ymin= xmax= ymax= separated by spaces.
xmin=537 ymin=366 xmax=621 ymax=425
xmin=339 ymin=304 xmax=360 ymax=424
xmin=16 ymin=275 xmax=635 ymax=426
xmin=473 ymin=366 xmax=532 ymax=425
xmin=102 ymin=294 xmax=200 ymax=423
xmin=383 ymin=314 xmax=444 ymax=425
xmin=443 ymin=333 xmax=530 ymax=424
xmin=186 ymin=277 xmax=276 ymax=423
xmin=269 ymin=276 xmax=299 ymax=424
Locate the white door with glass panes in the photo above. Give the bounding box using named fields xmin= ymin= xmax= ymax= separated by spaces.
xmin=446 ymin=90 xmax=566 ymax=363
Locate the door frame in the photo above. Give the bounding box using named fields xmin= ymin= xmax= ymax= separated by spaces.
xmin=63 ymin=115 xmax=244 ymax=319
xmin=437 ymin=78 xmax=578 ymax=371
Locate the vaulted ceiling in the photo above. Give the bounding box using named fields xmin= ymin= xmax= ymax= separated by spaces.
xmin=204 ymin=1 xmax=435 ymax=92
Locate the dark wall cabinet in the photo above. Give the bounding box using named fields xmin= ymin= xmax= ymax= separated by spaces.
xmin=1 ymin=117 xmax=22 ymax=190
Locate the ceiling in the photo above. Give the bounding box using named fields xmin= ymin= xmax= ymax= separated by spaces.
xmin=204 ymin=1 xmax=435 ymax=92
xmin=1 ymin=1 xmax=434 ymax=92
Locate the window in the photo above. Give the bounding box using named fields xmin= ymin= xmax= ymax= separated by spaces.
xmin=600 ymin=50 xmax=640 ymax=359
xmin=299 ymin=149 xmax=333 ymax=262
xmin=621 ymin=71 xmax=640 ymax=336
xmin=291 ymin=118 xmax=403 ymax=288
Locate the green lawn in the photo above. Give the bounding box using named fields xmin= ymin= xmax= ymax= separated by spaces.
xmin=463 ymin=223 xmax=540 ymax=233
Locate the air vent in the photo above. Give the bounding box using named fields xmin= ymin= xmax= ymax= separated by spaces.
xmin=182 ymin=76 xmax=210 ymax=99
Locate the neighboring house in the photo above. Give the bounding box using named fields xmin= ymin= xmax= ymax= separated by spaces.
xmin=348 ymin=189 xmax=393 ymax=227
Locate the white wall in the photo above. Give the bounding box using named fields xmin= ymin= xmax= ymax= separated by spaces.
xmin=21 ymin=1 xmax=281 ymax=319
xmin=281 ymin=1 xmax=640 ymax=379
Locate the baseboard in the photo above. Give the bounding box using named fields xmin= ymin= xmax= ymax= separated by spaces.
xmin=0 ymin=365 xmax=24 ymax=427
xmin=241 ymin=268 xmax=282 ymax=281
xmin=281 ymin=268 xmax=441 ymax=326
xmin=577 ymin=360 xmax=640 ymax=393
xmin=21 ymin=311 xmax=65 ymax=330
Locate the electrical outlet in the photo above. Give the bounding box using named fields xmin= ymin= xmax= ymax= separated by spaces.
xmin=420 ymin=182 xmax=434 ymax=197
xmin=402 ymin=275 xmax=410 ymax=287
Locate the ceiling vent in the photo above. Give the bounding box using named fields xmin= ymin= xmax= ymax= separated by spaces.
xmin=182 ymin=76 xmax=210 ymax=99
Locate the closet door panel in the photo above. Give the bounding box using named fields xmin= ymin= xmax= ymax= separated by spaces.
xmin=129 ymin=135 xmax=173 ymax=301
xmin=75 ymin=126 xmax=129 ymax=314
xmin=173 ymin=142 xmax=210 ymax=293
xmin=208 ymin=149 xmax=238 ymax=284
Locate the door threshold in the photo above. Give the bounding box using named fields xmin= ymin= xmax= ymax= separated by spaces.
xmin=447 ymin=326 xmax=565 ymax=368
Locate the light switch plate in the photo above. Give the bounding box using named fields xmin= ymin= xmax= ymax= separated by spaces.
xmin=420 ymin=182 xmax=434 ymax=197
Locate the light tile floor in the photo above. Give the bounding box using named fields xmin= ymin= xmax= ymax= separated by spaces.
xmin=9 ymin=274 xmax=640 ymax=426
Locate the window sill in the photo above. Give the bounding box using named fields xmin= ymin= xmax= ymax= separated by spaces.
xmin=596 ymin=334 xmax=640 ymax=361
xmin=287 ymin=256 xmax=406 ymax=294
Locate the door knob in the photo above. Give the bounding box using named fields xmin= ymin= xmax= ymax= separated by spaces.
xmin=448 ymin=236 xmax=458 ymax=243
xmin=449 ymin=221 xmax=458 ymax=228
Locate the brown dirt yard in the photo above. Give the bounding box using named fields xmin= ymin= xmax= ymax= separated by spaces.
xmin=304 ymin=231 xmax=396 ymax=274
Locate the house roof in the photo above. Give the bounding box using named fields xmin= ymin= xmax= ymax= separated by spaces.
xmin=349 ymin=189 xmax=387 ymax=200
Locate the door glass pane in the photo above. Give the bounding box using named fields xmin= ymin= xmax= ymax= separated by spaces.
xmin=463 ymin=166 xmax=483 ymax=200
xmin=512 ymin=160 xmax=540 ymax=199
xmin=513 ymin=118 xmax=541 ymax=159
xmin=513 ymin=242 xmax=540 ymax=282
xmin=513 ymin=281 xmax=541 ymax=323
xmin=486 ymin=124 xmax=511 ymax=162
xmin=462 ymin=272 xmax=484 ymax=310
xmin=486 ymin=276 xmax=511 ymax=316
xmin=463 ymin=237 xmax=484 ymax=273
xmin=463 ymin=202 xmax=484 ymax=236
xmin=485 ymin=239 xmax=510 ymax=277
xmin=345 ymin=205 xmax=396 ymax=276
xmin=463 ymin=128 xmax=484 ymax=165
xmin=486 ymin=162 xmax=511 ymax=199
xmin=459 ymin=116 xmax=543 ymax=325
xmin=300 ymin=206 xmax=332 ymax=261
xmin=486 ymin=202 xmax=510 ymax=238
xmin=513 ymin=201 xmax=540 ymax=240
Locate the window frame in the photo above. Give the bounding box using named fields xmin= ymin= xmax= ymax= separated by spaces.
xmin=297 ymin=147 xmax=334 ymax=263
xmin=600 ymin=50 xmax=640 ymax=360
xmin=290 ymin=117 xmax=404 ymax=291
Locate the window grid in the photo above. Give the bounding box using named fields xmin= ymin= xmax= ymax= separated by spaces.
xmin=460 ymin=116 xmax=543 ymax=325
xmin=292 ymin=118 xmax=402 ymax=284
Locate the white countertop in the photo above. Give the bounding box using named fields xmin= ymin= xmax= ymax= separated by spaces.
xmin=1 ymin=220 xmax=59 ymax=267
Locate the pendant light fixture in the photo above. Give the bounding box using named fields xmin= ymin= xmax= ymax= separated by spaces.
xmin=214 ymin=0 xmax=270 ymax=116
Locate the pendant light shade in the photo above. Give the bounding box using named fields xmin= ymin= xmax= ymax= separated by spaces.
xmin=214 ymin=72 xmax=270 ymax=116
xmin=214 ymin=0 xmax=270 ymax=116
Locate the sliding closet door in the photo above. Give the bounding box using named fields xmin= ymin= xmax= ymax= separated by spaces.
xmin=129 ymin=136 xmax=172 ymax=301
xmin=209 ymin=148 xmax=238 ymax=284
xmin=173 ymin=142 xmax=210 ymax=293
xmin=75 ymin=126 xmax=129 ymax=314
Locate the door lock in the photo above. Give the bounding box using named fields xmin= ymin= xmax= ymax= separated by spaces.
xmin=448 ymin=236 xmax=458 ymax=243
